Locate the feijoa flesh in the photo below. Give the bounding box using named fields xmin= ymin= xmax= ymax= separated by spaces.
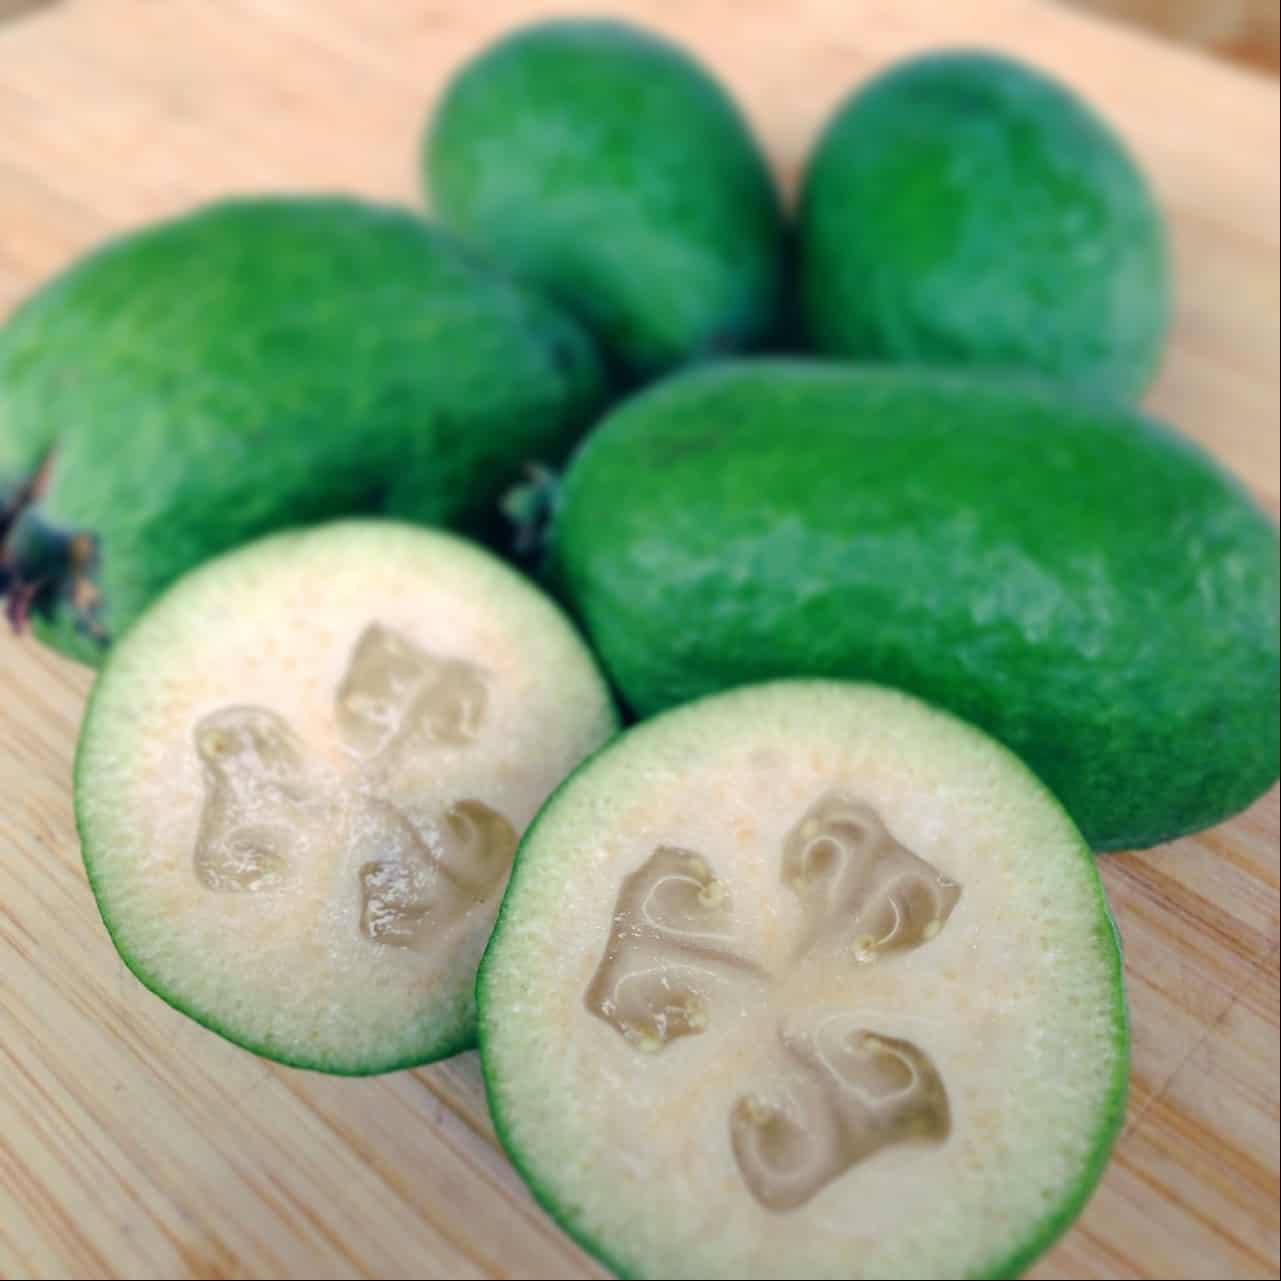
xmin=75 ymin=521 xmax=617 ymax=1073
xmin=479 ymin=681 xmax=1128 ymax=1279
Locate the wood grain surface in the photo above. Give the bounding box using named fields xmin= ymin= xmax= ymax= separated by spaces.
xmin=1062 ymin=0 xmax=1281 ymax=76
xmin=1 ymin=3 xmax=1277 ymax=1279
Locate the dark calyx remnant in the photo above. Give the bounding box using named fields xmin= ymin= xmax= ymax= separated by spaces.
xmin=0 ymin=453 xmax=106 ymax=644
xmin=500 ymin=462 xmax=563 ymax=560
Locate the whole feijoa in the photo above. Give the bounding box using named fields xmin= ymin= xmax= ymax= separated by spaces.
xmin=548 ymin=360 xmax=1279 ymax=852
xmin=798 ymin=51 xmax=1170 ymax=401
xmin=424 ymin=19 xmax=785 ymax=381
xmin=0 ymin=196 xmax=606 ymax=664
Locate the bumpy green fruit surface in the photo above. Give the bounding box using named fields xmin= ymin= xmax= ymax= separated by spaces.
xmin=425 ymin=18 xmax=785 ymax=382
xmin=799 ymin=51 xmax=1170 ymax=401
xmin=479 ymin=680 xmax=1128 ymax=1280
xmin=550 ymin=360 xmax=1279 ymax=851
xmin=0 ymin=196 xmax=606 ymax=663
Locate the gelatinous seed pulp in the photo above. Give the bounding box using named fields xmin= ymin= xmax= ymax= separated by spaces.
xmin=585 ymin=794 xmax=960 ymax=1208
xmin=193 ymin=706 xmax=309 ymax=892
xmin=782 ymin=792 xmax=960 ymax=960
xmin=192 ymin=623 xmax=517 ymax=949
xmin=732 ymin=1022 xmax=949 ymax=1211
xmin=336 ymin=622 xmax=487 ymax=758
xmin=358 ymin=799 xmax=517 ymax=947
xmin=585 ymin=846 xmax=765 ymax=1052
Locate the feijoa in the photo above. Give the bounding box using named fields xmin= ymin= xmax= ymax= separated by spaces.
xmin=549 ymin=360 xmax=1279 ymax=851
xmin=425 ymin=19 xmax=785 ymax=381
xmin=479 ymin=681 xmax=1128 ymax=1279
xmin=0 ymin=196 xmax=606 ymax=664
xmin=799 ymin=51 xmax=1170 ymax=400
xmin=75 ymin=521 xmax=617 ymax=1073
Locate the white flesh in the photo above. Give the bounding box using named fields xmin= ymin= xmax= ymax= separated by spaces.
xmin=77 ymin=520 xmax=616 ymax=1072
xmin=480 ymin=682 xmax=1126 ymax=1280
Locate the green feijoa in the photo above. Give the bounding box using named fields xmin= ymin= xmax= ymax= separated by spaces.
xmin=799 ymin=51 xmax=1170 ymax=401
xmin=549 ymin=360 xmax=1278 ymax=851
xmin=425 ymin=18 xmax=785 ymax=382
xmin=0 ymin=196 xmax=606 ymax=664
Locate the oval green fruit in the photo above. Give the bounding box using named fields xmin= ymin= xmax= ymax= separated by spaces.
xmin=0 ymin=196 xmax=607 ymax=664
xmin=798 ymin=51 xmax=1170 ymax=401
xmin=549 ymin=360 xmax=1279 ymax=852
xmin=424 ymin=18 xmax=785 ymax=382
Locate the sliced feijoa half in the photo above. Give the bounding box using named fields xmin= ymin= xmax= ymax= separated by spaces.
xmin=479 ymin=682 xmax=1127 ymax=1280
xmin=75 ymin=520 xmax=617 ymax=1074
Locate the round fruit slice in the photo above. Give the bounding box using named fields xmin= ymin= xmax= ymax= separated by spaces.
xmin=75 ymin=520 xmax=617 ymax=1074
xmin=479 ymin=682 xmax=1127 ymax=1280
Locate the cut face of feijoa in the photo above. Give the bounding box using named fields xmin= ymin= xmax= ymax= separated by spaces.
xmin=478 ymin=682 xmax=1127 ymax=1280
xmin=75 ymin=521 xmax=617 ymax=1074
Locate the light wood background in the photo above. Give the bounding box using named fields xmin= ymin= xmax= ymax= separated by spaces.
xmin=0 ymin=3 xmax=1277 ymax=1279
xmin=1064 ymin=0 xmax=1280 ymax=76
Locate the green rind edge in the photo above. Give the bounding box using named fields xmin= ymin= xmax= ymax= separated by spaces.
xmin=476 ymin=678 xmax=1130 ymax=1281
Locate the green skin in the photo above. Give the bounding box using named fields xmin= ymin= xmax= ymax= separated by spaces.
xmin=424 ymin=18 xmax=785 ymax=383
xmin=0 ymin=196 xmax=606 ymax=665
xmin=476 ymin=682 xmax=1130 ymax=1280
xmin=549 ymin=361 xmax=1280 ymax=852
xmin=799 ymin=51 xmax=1170 ymax=402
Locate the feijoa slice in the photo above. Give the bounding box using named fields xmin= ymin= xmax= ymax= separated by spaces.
xmin=478 ymin=681 xmax=1127 ymax=1279
xmin=75 ymin=520 xmax=617 ymax=1074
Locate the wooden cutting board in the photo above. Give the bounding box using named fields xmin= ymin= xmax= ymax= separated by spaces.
xmin=1 ymin=3 xmax=1277 ymax=1278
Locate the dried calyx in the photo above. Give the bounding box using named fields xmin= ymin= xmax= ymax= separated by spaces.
xmin=0 ymin=454 xmax=104 ymax=642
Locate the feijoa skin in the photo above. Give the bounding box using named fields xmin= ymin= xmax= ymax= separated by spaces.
xmin=75 ymin=520 xmax=617 ymax=1073
xmin=799 ymin=51 xmax=1170 ymax=401
xmin=479 ymin=681 xmax=1128 ymax=1280
xmin=549 ymin=360 xmax=1279 ymax=852
xmin=0 ymin=196 xmax=607 ymax=664
xmin=424 ymin=19 xmax=786 ymax=382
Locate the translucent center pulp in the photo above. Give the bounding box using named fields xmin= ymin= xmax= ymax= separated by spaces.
xmin=192 ymin=622 xmax=518 ymax=947
xmin=585 ymin=792 xmax=961 ymax=1210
